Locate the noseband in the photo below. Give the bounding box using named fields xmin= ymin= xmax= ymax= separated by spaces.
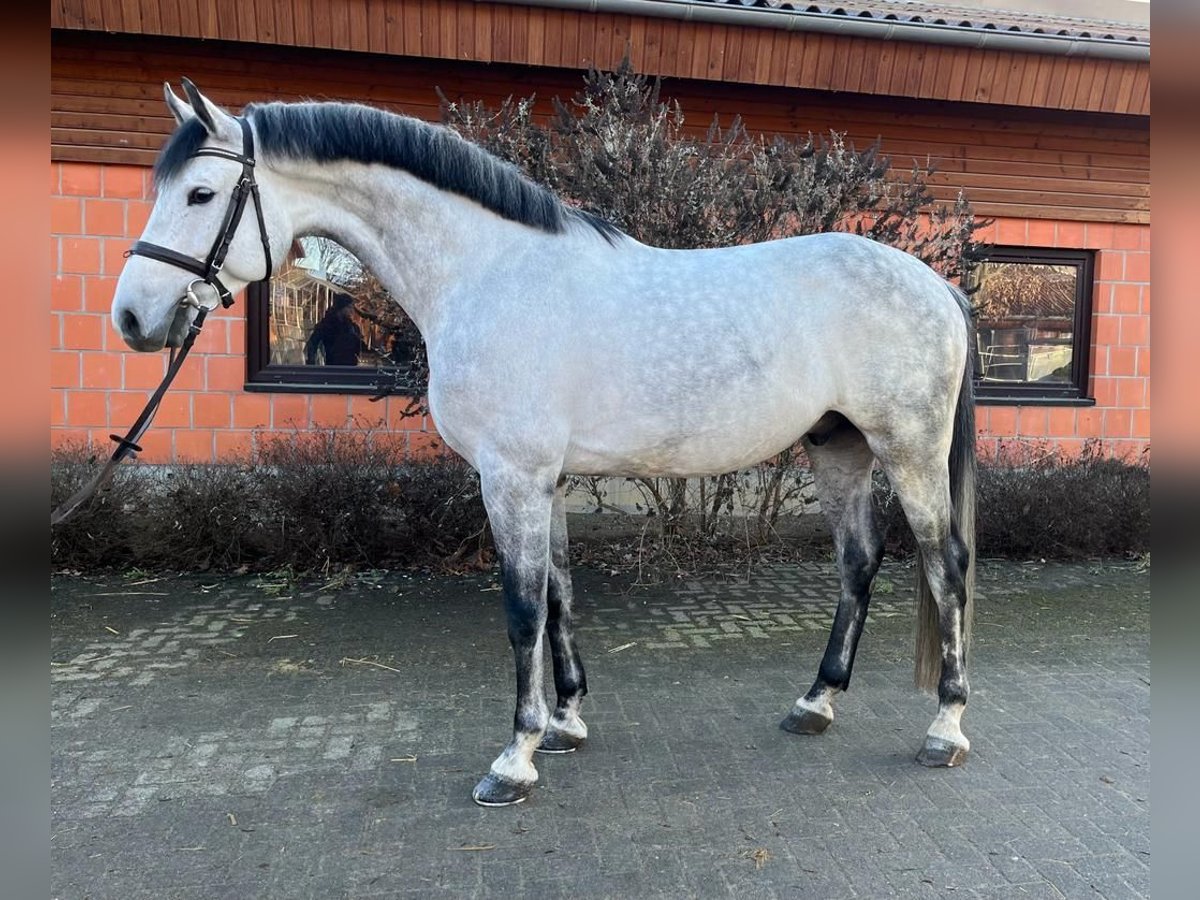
xmin=126 ymin=116 xmax=273 ymax=310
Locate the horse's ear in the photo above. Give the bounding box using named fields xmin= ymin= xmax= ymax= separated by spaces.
xmin=163 ymin=82 xmax=193 ymax=126
xmin=179 ymin=77 xmax=239 ymax=142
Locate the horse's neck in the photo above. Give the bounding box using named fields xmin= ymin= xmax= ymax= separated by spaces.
xmin=276 ymin=159 xmax=528 ymax=339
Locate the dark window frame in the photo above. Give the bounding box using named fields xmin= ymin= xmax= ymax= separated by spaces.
xmin=244 ymin=280 xmax=412 ymax=395
xmin=969 ymin=245 xmax=1095 ymax=407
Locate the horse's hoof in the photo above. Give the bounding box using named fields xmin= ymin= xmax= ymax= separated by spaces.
xmin=471 ymin=773 xmax=534 ymax=807
xmin=916 ymin=738 xmax=969 ymax=768
xmin=535 ymin=729 xmax=585 ymax=754
xmin=780 ymin=709 xmax=832 ymax=735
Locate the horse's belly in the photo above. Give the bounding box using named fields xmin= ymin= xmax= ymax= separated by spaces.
xmin=564 ymin=397 xmax=820 ymax=478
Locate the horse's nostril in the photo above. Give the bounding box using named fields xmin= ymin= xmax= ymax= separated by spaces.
xmin=120 ymin=309 xmax=142 ymax=340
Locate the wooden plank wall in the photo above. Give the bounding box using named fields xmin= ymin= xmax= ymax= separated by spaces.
xmin=50 ymin=31 xmax=1150 ymax=223
xmin=51 ymin=0 xmax=1150 ymax=116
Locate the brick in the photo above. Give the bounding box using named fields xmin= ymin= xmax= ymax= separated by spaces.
xmin=51 ymin=197 xmax=83 ymax=234
xmin=205 ymin=356 xmax=245 ymax=392
xmin=51 ymin=275 xmax=83 ymax=312
xmin=1111 ymin=283 xmax=1140 ymax=314
xmin=1097 ymin=250 xmax=1124 ymax=282
xmin=232 ymin=393 xmax=272 ymax=429
xmin=123 ymin=353 xmax=168 ymax=389
xmin=49 ymin=163 xmax=60 ymax=195
xmin=109 ymin=390 xmax=153 ymax=426
xmin=1123 ymin=252 xmax=1150 ymax=283
xmin=1085 ymin=222 xmax=1115 ymax=249
xmin=193 ymin=393 xmax=232 ymax=428
xmin=50 ymin=393 xmax=66 ymax=427
xmin=1047 ymin=407 xmax=1076 ymax=437
xmin=61 ymin=238 xmax=102 ymax=275
xmin=997 ymin=218 xmax=1027 ymax=244
xmin=51 ymin=351 xmax=80 ymax=389
xmin=1092 ymin=315 xmax=1119 ymax=347
xmin=153 ymin=393 xmax=192 ymax=428
xmin=126 ymin=201 xmax=153 ymax=235
xmin=81 ymin=351 xmax=121 ymax=389
xmin=1026 ymin=220 xmax=1055 ymax=246
xmin=1092 ymin=377 xmax=1118 ymax=407
xmin=1135 ymin=347 xmax=1150 ymax=377
xmin=50 ymin=427 xmax=91 ymax=450
xmin=1120 ymin=315 xmax=1149 ymax=347
xmin=1016 ymin=406 xmax=1048 ymax=436
xmin=271 ymin=394 xmax=310 ymax=429
xmin=132 ymin=429 xmax=171 ymax=462
xmin=1116 ymin=379 xmax=1146 ymax=409
xmin=226 ymin=317 xmax=246 ymax=354
xmin=174 ymin=429 xmax=215 ymax=462
xmin=101 ymin=166 xmax=147 ymax=200
xmin=387 ymin=397 xmax=426 ymax=431
xmin=84 ymin=276 xmax=118 ymax=313
xmin=215 ymin=430 xmax=255 ymax=459
xmin=1055 ymin=221 xmax=1086 ymax=248
xmin=61 ymin=314 xmax=105 ymax=351
xmin=102 ymin=239 xmax=133 ymax=276
xmin=1107 ymin=346 xmax=1136 ymax=377
xmin=59 ymin=162 xmax=101 ymax=196
xmin=311 ymin=394 xmax=350 ymax=428
xmin=1103 ymin=408 xmax=1132 ymax=437
xmin=66 ymin=391 xmax=107 ymax=427
xmin=1132 ymin=409 xmax=1150 ymax=439
xmin=192 ymin=318 xmax=228 ymax=355
xmin=348 ymin=395 xmax=388 ymax=428
xmin=1141 ymin=284 xmax=1151 ymax=313
xmin=84 ymin=199 xmax=126 ymax=237
xmin=1112 ymin=224 xmax=1144 ymax=250
xmin=984 ymin=405 xmax=1017 ymax=436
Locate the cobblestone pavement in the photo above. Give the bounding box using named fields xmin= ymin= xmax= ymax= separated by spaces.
xmin=51 ymin=559 xmax=1149 ymax=899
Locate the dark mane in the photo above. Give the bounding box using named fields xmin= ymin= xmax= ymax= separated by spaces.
xmin=154 ymin=101 xmax=623 ymax=243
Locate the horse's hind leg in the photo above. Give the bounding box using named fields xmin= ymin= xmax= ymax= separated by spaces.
xmin=781 ymin=418 xmax=883 ymax=735
xmin=537 ymin=479 xmax=589 ymax=754
xmin=876 ymin=447 xmax=972 ymax=767
xmin=471 ymin=461 xmax=556 ymax=807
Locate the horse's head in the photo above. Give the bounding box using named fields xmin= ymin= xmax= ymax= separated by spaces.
xmin=112 ymin=80 xmax=287 ymax=351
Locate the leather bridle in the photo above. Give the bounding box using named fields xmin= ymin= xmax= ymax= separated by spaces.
xmin=51 ymin=116 xmax=273 ymax=526
xmin=127 ymin=116 xmax=273 ymax=310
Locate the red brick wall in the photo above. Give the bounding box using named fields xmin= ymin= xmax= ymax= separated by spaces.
xmin=972 ymin=217 xmax=1151 ymax=461
xmin=51 ymin=162 xmax=1150 ymax=462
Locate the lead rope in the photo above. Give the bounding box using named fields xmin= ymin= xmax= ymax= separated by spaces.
xmin=50 ymin=304 xmax=211 ymax=527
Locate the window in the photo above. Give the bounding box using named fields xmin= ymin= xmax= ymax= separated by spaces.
xmin=246 ymin=237 xmax=423 ymax=395
xmin=968 ymin=246 xmax=1094 ymax=404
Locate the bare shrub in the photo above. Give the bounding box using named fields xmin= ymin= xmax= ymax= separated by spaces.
xmin=50 ymin=432 xmax=487 ymax=574
xmin=875 ymin=440 xmax=1149 ymax=559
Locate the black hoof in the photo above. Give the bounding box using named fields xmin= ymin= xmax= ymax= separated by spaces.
xmin=916 ymin=739 xmax=969 ymax=768
xmin=780 ymin=709 xmax=832 ymax=735
xmin=471 ymin=773 xmax=534 ymax=807
xmin=535 ymin=729 xmax=585 ymax=754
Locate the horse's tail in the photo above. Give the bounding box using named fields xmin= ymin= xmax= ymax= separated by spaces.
xmin=915 ymin=283 xmax=977 ymax=692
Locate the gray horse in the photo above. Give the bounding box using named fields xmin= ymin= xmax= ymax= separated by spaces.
xmin=111 ymin=81 xmax=976 ymax=807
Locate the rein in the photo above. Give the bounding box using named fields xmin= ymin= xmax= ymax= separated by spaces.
xmin=50 ymin=117 xmax=272 ymax=527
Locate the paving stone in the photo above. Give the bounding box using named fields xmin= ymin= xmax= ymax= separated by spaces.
xmin=51 ymin=560 xmax=1148 ymax=898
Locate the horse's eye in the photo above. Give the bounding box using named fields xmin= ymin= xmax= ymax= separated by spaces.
xmin=187 ymin=187 xmax=215 ymax=206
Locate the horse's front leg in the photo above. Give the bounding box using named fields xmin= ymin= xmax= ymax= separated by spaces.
xmin=538 ymin=479 xmax=589 ymax=753
xmin=472 ymin=463 xmax=556 ymax=807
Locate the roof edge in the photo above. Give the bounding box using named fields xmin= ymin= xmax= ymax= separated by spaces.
xmin=484 ymin=0 xmax=1150 ymax=61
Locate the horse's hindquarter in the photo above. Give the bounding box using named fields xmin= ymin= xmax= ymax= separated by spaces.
xmin=429 ymin=232 xmax=964 ymax=477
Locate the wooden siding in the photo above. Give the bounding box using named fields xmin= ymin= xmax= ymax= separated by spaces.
xmin=50 ymin=31 xmax=1149 ymax=223
xmin=51 ymin=0 xmax=1150 ymax=116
